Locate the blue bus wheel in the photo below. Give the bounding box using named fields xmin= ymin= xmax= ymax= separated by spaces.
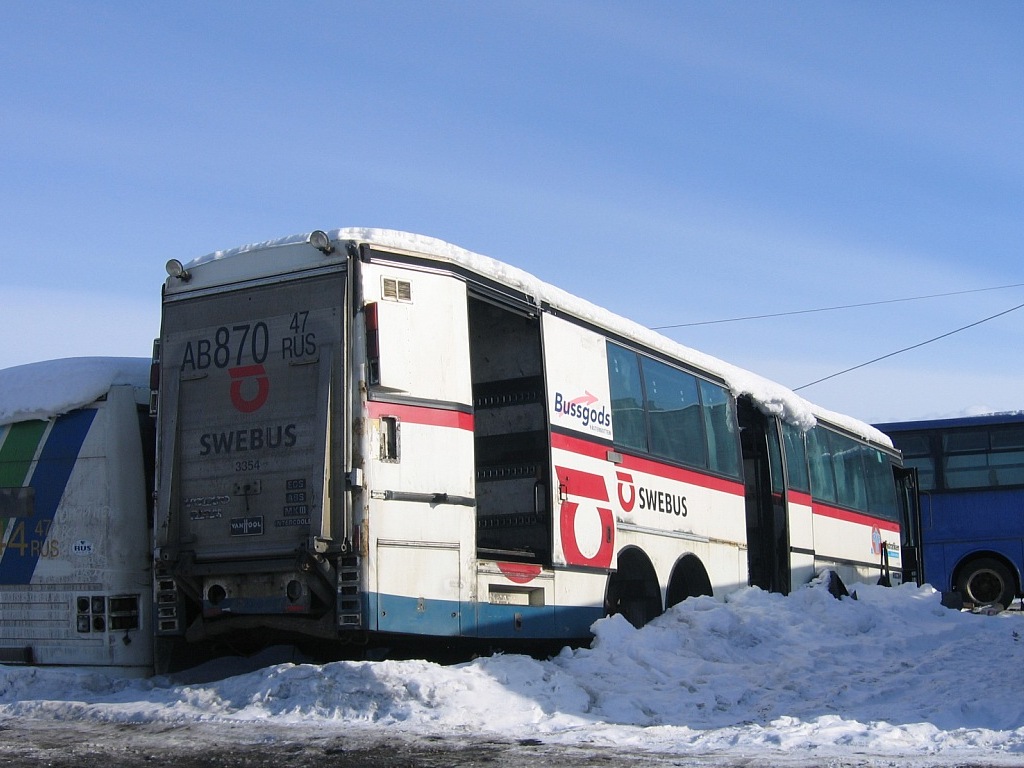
xmin=956 ymin=558 xmax=1015 ymax=609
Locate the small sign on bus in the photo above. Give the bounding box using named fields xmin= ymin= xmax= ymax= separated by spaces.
xmin=229 ymin=516 xmax=264 ymax=536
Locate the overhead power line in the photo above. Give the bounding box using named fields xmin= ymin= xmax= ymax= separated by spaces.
xmin=651 ymin=282 xmax=1024 ymax=330
xmin=793 ymin=300 xmax=1024 ymax=392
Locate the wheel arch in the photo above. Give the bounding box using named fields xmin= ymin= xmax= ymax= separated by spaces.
xmin=604 ymin=546 xmax=663 ymax=628
xmin=666 ymin=552 xmax=713 ymax=609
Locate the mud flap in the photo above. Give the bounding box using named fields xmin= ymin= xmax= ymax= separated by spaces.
xmin=826 ymin=570 xmax=850 ymax=600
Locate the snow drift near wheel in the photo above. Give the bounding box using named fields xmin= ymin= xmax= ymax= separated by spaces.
xmin=956 ymin=557 xmax=1016 ymax=609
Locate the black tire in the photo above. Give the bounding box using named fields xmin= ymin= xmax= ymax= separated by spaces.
xmin=604 ymin=549 xmax=664 ymax=629
xmin=605 ymin=575 xmax=657 ymax=629
xmin=956 ymin=557 xmax=1016 ymax=608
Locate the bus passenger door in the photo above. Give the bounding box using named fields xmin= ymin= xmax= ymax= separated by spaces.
xmin=739 ymin=399 xmax=790 ymax=594
xmin=894 ymin=466 xmax=923 ymax=586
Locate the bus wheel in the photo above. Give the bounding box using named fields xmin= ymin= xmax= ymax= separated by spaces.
xmin=956 ymin=558 xmax=1016 ymax=609
xmin=604 ymin=549 xmax=661 ymax=629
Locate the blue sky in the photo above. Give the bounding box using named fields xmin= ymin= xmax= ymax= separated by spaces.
xmin=1 ymin=2 xmax=1021 ymax=423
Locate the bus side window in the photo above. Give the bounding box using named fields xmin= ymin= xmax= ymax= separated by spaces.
xmin=864 ymin=447 xmax=899 ymax=521
xmin=781 ymin=422 xmax=810 ymax=493
xmin=607 ymin=344 xmax=647 ymax=453
xmin=641 ymin=356 xmax=704 ymax=468
xmin=896 ymin=433 xmax=936 ymax=491
xmin=700 ymin=380 xmax=740 ymax=479
xmin=807 ymin=427 xmax=837 ymax=503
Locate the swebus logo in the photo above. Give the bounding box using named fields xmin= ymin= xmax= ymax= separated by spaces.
xmin=229 ymin=364 xmax=269 ymax=413
xmin=553 ymin=391 xmax=611 ymax=429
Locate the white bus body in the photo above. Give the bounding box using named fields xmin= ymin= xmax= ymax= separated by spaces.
xmin=153 ymin=229 xmax=906 ymax=651
xmin=0 ymin=359 xmax=153 ymax=674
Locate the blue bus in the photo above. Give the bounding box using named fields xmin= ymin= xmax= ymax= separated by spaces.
xmin=875 ymin=413 xmax=1024 ymax=608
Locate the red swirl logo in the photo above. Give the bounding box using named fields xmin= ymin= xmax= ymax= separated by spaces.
xmin=229 ymin=364 xmax=270 ymax=413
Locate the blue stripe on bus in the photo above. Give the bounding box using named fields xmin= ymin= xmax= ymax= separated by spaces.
xmin=0 ymin=409 xmax=96 ymax=585
xmin=371 ymin=591 xmax=602 ymax=639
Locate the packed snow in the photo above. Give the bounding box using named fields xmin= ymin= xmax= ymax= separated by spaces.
xmin=187 ymin=227 xmax=891 ymax=446
xmin=0 ymin=357 xmax=150 ymax=426
xmin=1 ymin=580 xmax=1021 ymax=766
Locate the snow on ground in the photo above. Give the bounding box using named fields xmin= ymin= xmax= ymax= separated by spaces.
xmin=1 ymin=579 xmax=1022 ymax=766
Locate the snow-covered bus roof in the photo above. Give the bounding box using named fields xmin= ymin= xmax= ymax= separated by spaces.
xmin=187 ymin=228 xmax=891 ymax=447
xmin=0 ymin=358 xmax=151 ymax=426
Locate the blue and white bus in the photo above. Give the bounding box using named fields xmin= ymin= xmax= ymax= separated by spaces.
xmin=876 ymin=413 xmax=1024 ymax=608
xmin=0 ymin=358 xmax=154 ymax=674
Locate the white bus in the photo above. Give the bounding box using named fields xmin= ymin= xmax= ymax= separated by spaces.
xmin=0 ymin=358 xmax=153 ymax=675
xmin=153 ymin=229 xmax=907 ymax=655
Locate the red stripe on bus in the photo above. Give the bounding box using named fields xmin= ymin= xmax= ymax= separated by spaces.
xmin=366 ymin=401 xmax=474 ymax=431
xmin=551 ymin=432 xmax=744 ymax=496
xmin=812 ymin=502 xmax=900 ymax=532
xmin=554 ymin=465 xmax=610 ymax=502
xmin=788 ymin=490 xmax=813 ymax=507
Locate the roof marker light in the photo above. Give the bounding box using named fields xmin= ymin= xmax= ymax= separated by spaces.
xmin=309 ymin=230 xmax=334 ymax=255
xmin=165 ymin=259 xmax=191 ymax=282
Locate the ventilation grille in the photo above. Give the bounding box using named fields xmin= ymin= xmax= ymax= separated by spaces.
xmin=382 ymin=277 xmax=412 ymax=302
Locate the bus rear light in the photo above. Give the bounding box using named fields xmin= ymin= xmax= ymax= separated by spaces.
xmin=365 ymin=301 xmax=379 ymax=332
xmin=365 ymin=302 xmax=381 ymax=385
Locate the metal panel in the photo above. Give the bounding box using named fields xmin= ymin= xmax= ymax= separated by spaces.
xmin=161 ymin=272 xmax=346 ymax=561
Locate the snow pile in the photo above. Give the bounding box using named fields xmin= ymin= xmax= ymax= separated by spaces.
xmin=187 ymin=228 xmax=889 ymax=444
xmin=0 ymin=357 xmax=151 ymax=426
xmin=1 ymin=582 xmax=1021 ymax=765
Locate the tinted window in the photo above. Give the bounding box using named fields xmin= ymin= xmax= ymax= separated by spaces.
xmin=888 ymin=432 xmax=935 ymax=490
xmin=700 ymin=380 xmax=740 ymax=478
xmin=891 ymin=422 xmax=1024 ymax=491
xmin=829 ymin=431 xmax=869 ymax=512
xmin=894 ymin=433 xmax=930 ymax=458
xmin=904 ymin=456 xmax=936 ymax=491
xmin=607 ymin=344 xmax=647 ymax=452
xmin=863 ymin=447 xmax=898 ymax=521
xmin=988 ymin=449 xmax=1024 ymax=486
xmin=944 ymin=448 xmax=1024 ymax=489
xmin=641 ymin=357 xmax=705 ymax=467
xmin=606 ymin=343 xmax=742 ymax=477
xmin=992 ymin=426 xmax=1024 ymax=450
xmin=944 ymin=430 xmax=987 ymax=454
xmin=782 ymin=422 xmax=810 ymax=492
xmin=807 ymin=427 xmax=837 ymax=503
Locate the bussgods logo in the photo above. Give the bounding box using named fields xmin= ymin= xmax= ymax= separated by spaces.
xmin=553 ymin=391 xmax=611 ymax=429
